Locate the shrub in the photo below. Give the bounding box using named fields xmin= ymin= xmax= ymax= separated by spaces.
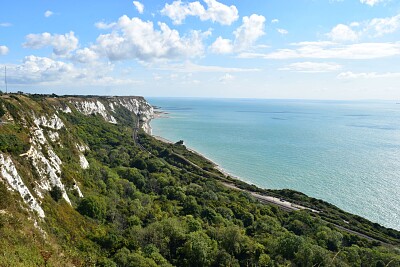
xmin=77 ymin=196 xmax=107 ymax=220
xmin=49 ymin=186 xmax=63 ymax=202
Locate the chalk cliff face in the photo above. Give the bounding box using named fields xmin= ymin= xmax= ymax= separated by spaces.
xmin=68 ymin=96 xmax=154 ymax=134
xmin=0 ymin=95 xmax=154 ymax=221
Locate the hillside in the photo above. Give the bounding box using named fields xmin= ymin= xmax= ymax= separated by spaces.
xmin=0 ymin=93 xmax=399 ymax=267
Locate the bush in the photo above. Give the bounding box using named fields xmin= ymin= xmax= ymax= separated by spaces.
xmin=0 ymin=134 xmax=28 ymax=154
xmin=131 ymin=158 xmax=147 ymax=170
xmin=49 ymin=186 xmax=63 ymax=202
xmin=96 ymin=258 xmax=117 ymax=267
xmin=179 ymin=231 xmax=218 ymax=267
xmin=77 ymin=196 xmax=107 ymax=220
xmin=0 ymin=103 xmax=5 ymax=117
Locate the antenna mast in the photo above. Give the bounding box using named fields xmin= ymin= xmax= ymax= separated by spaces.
xmin=4 ymin=66 xmax=7 ymax=94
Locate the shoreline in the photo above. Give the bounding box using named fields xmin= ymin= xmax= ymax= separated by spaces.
xmin=152 ymin=135 xmax=320 ymax=215
xmin=150 ymin=125 xmax=400 ymax=234
xmin=152 ymin=135 xmax=254 ymax=184
xmin=148 ymin=107 xmax=400 ymax=232
xmin=151 ymin=135 xmax=399 ymax=244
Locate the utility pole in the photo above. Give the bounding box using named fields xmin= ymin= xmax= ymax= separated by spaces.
xmin=4 ymin=66 xmax=7 ymax=94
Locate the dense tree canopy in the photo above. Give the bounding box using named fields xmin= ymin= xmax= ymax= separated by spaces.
xmin=0 ymin=95 xmax=399 ymax=266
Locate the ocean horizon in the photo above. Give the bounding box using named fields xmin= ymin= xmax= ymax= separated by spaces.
xmin=149 ymin=97 xmax=400 ymax=231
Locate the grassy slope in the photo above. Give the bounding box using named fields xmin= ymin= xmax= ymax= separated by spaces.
xmin=0 ymin=94 xmax=399 ymax=266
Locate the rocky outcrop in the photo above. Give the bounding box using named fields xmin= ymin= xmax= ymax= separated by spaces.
xmin=0 ymin=95 xmax=154 ymax=221
xmin=112 ymin=97 xmax=154 ymax=134
xmin=72 ymin=100 xmax=118 ymax=124
xmin=33 ymin=114 xmax=65 ymax=130
xmin=67 ymin=96 xmax=154 ymax=134
xmin=0 ymin=153 xmax=45 ymax=218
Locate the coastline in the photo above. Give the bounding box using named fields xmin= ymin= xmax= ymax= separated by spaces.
xmin=150 ymin=133 xmax=400 ymax=242
xmin=149 ymin=119 xmax=400 ymax=238
xmin=147 ymin=101 xmax=400 ymax=232
xmin=151 ymin=135 xmax=400 ymax=245
xmin=152 ymin=134 xmax=253 ymax=184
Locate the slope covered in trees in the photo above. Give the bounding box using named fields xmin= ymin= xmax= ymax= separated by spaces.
xmin=0 ymin=94 xmax=399 ymax=266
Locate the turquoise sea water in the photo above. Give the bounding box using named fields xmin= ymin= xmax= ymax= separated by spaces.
xmin=148 ymin=98 xmax=400 ymax=230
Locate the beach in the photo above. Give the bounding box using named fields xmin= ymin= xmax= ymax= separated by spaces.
xmin=148 ymin=97 xmax=400 ymax=230
xmin=152 ymin=134 xmax=243 ymax=181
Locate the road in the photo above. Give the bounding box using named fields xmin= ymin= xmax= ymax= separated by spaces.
xmin=222 ymin=182 xmax=320 ymax=213
xmin=222 ymin=182 xmax=388 ymax=245
xmin=138 ymin=134 xmax=390 ymax=245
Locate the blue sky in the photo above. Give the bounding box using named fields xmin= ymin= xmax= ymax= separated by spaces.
xmin=1 ymin=0 xmax=400 ymax=99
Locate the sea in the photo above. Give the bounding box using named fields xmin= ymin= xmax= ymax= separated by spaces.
xmin=148 ymin=98 xmax=400 ymax=230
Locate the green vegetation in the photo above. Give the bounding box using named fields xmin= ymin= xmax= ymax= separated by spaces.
xmin=49 ymin=186 xmax=63 ymax=202
xmin=0 ymin=94 xmax=399 ymax=266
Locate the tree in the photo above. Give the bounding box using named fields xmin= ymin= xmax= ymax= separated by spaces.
xmin=49 ymin=186 xmax=63 ymax=202
xmin=131 ymin=158 xmax=147 ymax=170
xmin=258 ymin=254 xmax=272 ymax=267
xmin=117 ymin=167 xmax=146 ymax=190
xmin=219 ymin=226 xmax=244 ymax=256
xmin=214 ymin=250 xmax=240 ymax=267
xmin=342 ymin=245 xmax=361 ymax=266
xmin=147 ymin=158 xmax=164 ymax=173
xmin=294 ymin=243 xmax=315 ymax=267
xmin=182 ymin=196 xmax=201 ymax=216
xmin=201 ymin=207 xmax=218 ymax=224
xmin=113 ymin=248 xmax=158 ymax=267
xmin=316 ymin=227 xmax=343 ymax=251
xmin=276 ymin=233 xmax=304 ymax=260
xmin=179 ymin=231 xmax=217 ymax=267
xmin=77 ymin=196 xmax=107 ymax=220
xmin=96 ymin=257 xmax=117 ymax=267
xmin=241 ymin=212 xmax=254 ymax=227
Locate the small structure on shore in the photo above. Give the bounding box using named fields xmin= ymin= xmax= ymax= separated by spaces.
xmin=175 ymin=140 xmax=185 ymax=145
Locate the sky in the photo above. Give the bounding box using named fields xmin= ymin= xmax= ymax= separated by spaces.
xmin=0 ymin=0 xmax=400 ymax=99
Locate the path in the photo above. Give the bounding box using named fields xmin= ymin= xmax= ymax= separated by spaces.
xmin=222 ymin=182 xmax=319 ymax=213
xmin=139 ymin=134 xmax=390 ymax=245
xmin=222 ymin=182 xmax=387 ymax=245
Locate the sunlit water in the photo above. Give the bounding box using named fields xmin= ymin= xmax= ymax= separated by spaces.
xmin=149 ymin=98 xmax=400 ymax=230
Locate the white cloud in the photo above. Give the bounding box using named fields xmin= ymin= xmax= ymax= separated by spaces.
xmin=234 ymin=14 xmax=266 ymax=51
xmin=0 ymin=46 xmax=9 ymax=55
xmin=153 ymin=73 xmax=162 ymax=81
xmin=350 ymin=22 xmax=360 ymax=27
xmin=0 ymin=22 xmax=12 ymax=27
xmin=23 ymin=31 xmax=79 ymax=56
xmin=277 ymin=28 xmax=288 ymax=35
xmin=209 ymin=36 xmax=233 ymax=54
xmin=279 ymin=62 xmax=342 ymax=73
xmin=44 ymin=10 xmax=54 ymax=18
xmin=271 ymin=19 xmax=279 ymax=23
xmin=327 ymin=24 xmax=358 ymax=42
xmin=291 ymin=41 xmax=337 ymax=47
xmin=327 ymin=14 xmax=400 ymax=42
xmin=219 ymin=73 xmax=234 ymax=83
xmin=338 ymin=71 xmax=400 ymax=79
xmin=239 ymin=42 xmax=400 ymax=60
xmin=360 ymin=0 xmax=385 ymax=6
xmin=71 ymin=48 xmax=99 ymax=63
xmin=157 ymin=61 xmax=260 ymax=73
xmin=95 ymin=21 xmax=117 ymax=30
xmin=2 ymin=55 xmax=139 ymax=86
xmin=93 ymin=15 xmax=209 ymax=61
xmin=7 ymin=55 xmax=75 ymax=84
xmin=133 ymin=1 xmax=144 ymax=14
xmin=367 ymin=14 xmax=400 ymax=36
xmin=211 ymin=14 xmax=265 ymax=54
xmin=161 ymin=0 xmax=239 ymax=25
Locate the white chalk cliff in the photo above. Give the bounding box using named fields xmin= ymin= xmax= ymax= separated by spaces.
xmin=0 ymin=95 xmax=154 ymax=221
